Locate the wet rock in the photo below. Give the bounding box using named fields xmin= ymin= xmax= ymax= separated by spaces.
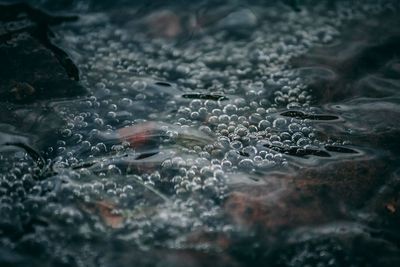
xmin=0 ymin=3 xmax=86 ymax=157
xmin=0 ymin=3 xmax=85 ymax=104
xmin=224 ymin=180 xmax=344 ymax=231
xmin=225 ymin=158 xmax=393 ymax=231
xmin=221 ymin=157 xmax=400 ymax=266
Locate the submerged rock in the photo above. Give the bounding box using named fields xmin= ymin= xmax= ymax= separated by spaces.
xmin=0 ymin=3 xmax=87 ymax=157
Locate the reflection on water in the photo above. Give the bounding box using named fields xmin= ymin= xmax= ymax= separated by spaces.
xmin=1 ymin=1 xmax=400 ymax=266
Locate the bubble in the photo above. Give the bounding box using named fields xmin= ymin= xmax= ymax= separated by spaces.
xmin=30 ymin=185 xmax=42 ymax=195
xmin=218 ymin=115 xmax=230 ymax=124
xmin=104 ymin=181 xmax=116 ymax=191
xmin=190 ymin=111 xmax=200 ymax=120
xmin=109 ymin=104 xmax=118 ymax=111
xmin=256 ymin=107 xmax=266 ymax=115
xmin=135 ymin=93 xmax=146 ymax=100
xmin=301 ymin=127 xmax=311 ymax=135
xmin=220 ymin=129 xmax=229 ymax=136
xmin=66 ymin=122 xmax=75 ymax=129
xmin=238 ymin=159 xmax=254 ymax=170
xmin=230 ymin=140 xmax=243 ymax=149
xmin=308 ymin=132 xmax=316 ymax=139
xmin=89 ymin=145 xmax=101 ymax=156
xmin=218 ymin=137 xmax=230 ymax=148
xmin=198 ymin=107 xmax=208 ymax=118
xmin=199 ymin=126 xmax=212 ymax=135
xmin=205 ymin=100 xmax=218 ymax=110
xmin=119 ymin=97 xmax=133 ymax=107
xmin=199 ymin=151 xmax=211 ymax=159
xmin=81 ymin=141 xmax=91 ymax=149
xmin=261 ymin=159 xmax=276 ymax=168
xmin=203 ymin=177 xmax=218 ymax=189
xmin=249 ymin=101 xmax=259 ymax=109
xmin=287 ymin=102 xmax=301 ymax=109
xmin=213 ymin=169 xmax=225 ymax=179
xmin=189 ymin=100 xmax=202 ymax=110
xmin=226 ymin=125 xmax=235 ymax=133
xmin=273 ymin=118 xmax=287 ymax=128
xmin=132 ymin=80 xmax=147 ymax=91
xmin=61 ymin=129 xmax=72 ymax=137
xmin=253 ymin=155 xmax=263 ymax=163
xmin=223 ymin=104 xmax=238 ymax=115
xmin=291 ymin=132 xmax=304 ymax=142
xmin=107 ymin=111 xmax=117 ymax=119
xmin=107 ymin=164 xmax=122 ymax=175
xmin=92 ymin=182 xmax=104 ymax=192
xmin=94 ymin=118 xmax=104 ymax=126
xmin=235 ymin=126 xmax=249 ymax=137
xmin=249 ymin=113 xmax=263 ymax=123
xmin=176 ymin=65 xmax=190 ymax=74
xmin=81 ymin=183 xmax=94 ymax=194
xmin=297 ymin=137 xmax=311 ymax=146
xmin=172 ymin=157 xmax=185 ymax=168
xmin=208 ymin=116 xmax=218 ymax=124
xmin=225 ymin=150 xmax=240 ymax=162
xmin=270 ymin=135 xmax=281 ymax=142
xmin=178 ymin=104 xmax=192 ymax=116
xmin=242 ymin=146 xmax=257 ymax=157
xmin=258 ymin=120 xmax=271 ymax=130
xmin=288 ymin=122 xmax=301 ymax=133
xmin=212 ymin=109 xmax=223 ymax=116
xmin=192 ymin=176 xmax=202 ymax=185
xmin=274 ymin=96 xmax=286 ymax=105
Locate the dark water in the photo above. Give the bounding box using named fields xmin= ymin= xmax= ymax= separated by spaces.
xmin=1 ymin=1 xmax=400 ymax=266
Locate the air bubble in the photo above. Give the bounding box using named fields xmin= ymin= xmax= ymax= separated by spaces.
xmin=273 ymin=118 xmax=287 ymax=128
xmin=242 ymin=146 xmax=257 ymax=157
xmin=288 ymin=122 xmax=301 ymax=133
xmin=132 ymin=80 xmax=147 ymax=91
xmin=230 ymin=141 xmax=243 ymax=149
xmin=218 ymin=115 xmax=230 ymax=124
xmin=189 ymin=100 xmax=202 ymax=110
xmin=297 ymin=137 xmax=311 ymax=146
xmin=223 ymin=104 xmax=237 ymax=115
xmin=107 ymin=111 xmax=117 ymax=119
xmin=258 ymin=120 xmax=271 ymax=130
xmin=238 ymin=159 xmax=254 ymax=171
xmin=235 ymin=127 xmax=249 ymax=137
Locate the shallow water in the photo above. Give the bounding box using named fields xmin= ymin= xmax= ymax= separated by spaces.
xmin=1 ymin=1 xmax=400 ymax=266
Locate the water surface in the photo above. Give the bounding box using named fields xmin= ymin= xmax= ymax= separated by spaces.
xmin=1 ymin=1 xmax=400 ymax=266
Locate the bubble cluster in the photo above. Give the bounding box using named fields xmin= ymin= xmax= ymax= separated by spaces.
xmin=1 ymin=0 xmax=398 ymax=265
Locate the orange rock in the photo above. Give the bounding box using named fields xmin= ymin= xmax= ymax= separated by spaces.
xmin=95 ymin=200 xmax=124 ymax=228
xmin=224 ymin=158 xmax=392 ymax=232
xmin=81 ymin=200 xmax=124 ymax=229
xmin=385 ymin=202 xmax=397 ymax=214
xmin=117 ymin=122 xmax=158 ymax=149
xmin=145 ymin=10 xmax=182 ymax=38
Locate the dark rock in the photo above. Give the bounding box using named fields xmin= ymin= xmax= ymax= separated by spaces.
xmin=291 ymin=14 xmax=400 ymax=103
xmin=0 ymin=3 xmax=85 ymax=104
